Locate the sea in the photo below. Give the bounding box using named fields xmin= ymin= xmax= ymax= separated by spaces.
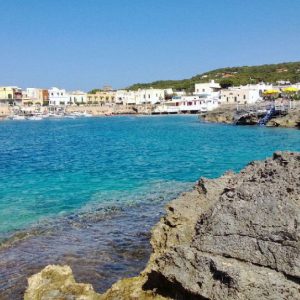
xmin=0 ymin=115 xmax=300 ymax=299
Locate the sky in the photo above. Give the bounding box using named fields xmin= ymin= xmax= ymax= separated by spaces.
xmin=0 ymin=0 xmax=299 ymax=91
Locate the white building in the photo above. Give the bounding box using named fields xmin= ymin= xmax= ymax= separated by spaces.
xmin=116 ymin=88 xmax=165 ymax=105
xmin=194 ymin=80 xmax=221 ymax=95
xmin=115 ymin=90 xmax=137 ymax=105
xmin=292 ymin=83 xmax=300 ymax=90
xmin=68 ymin=90 xmax=87 ymax=105
xmin=154 ymin=94 xmax=219 ymax=114
xmin=221 ymin=87 xmax=261 ymax=105
xmin=220 ymin=83 xmax=273 ymax=105
xmin=136 ymin=88 xmax=165 ymax=105
xmin=48 ymin=87 xmax=69 ymax=106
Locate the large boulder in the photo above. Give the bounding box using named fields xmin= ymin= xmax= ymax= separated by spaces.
xmin=144 ymin=152 xmax=300 ymax=299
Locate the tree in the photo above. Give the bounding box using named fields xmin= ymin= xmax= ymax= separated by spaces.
xmin=219 ymin=78 xmax=234 ymax=89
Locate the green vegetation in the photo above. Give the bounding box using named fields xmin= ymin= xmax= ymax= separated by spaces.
xmin=126 ymin=61 xmax=300 ymax=91
xmin=88 ymin=89 xmax=102 ymax=94
xmin=219 ymin=78 xmax=234 ymax=89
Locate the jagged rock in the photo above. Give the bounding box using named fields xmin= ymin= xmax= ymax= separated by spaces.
xmin=143 ymin=152 xmax=300 ymax=299
xmin=201 ymin=105 xmax=300 ymax=128
xmin=25 ymin=152 xmax=300 ymax=299
xmin=267 ymin=109 xmax=300 ymax=127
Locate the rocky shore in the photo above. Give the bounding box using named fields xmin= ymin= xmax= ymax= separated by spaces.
xmin=201 ymin=105 xmax=300 ymax=128
xmin=25 ymin=152 xmax=300 ymax=299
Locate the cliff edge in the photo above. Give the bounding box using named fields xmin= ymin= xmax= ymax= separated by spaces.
xmin=25 ymin=152 xmax=300 ymax=300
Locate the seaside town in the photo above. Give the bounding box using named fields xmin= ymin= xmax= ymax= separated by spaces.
xmin=0 ymin=79 xmax=299 ymax=123
xmin=2 ymin=0 xmax=300 ymax=298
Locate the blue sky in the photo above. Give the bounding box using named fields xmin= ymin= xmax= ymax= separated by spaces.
xmin=0 ymin=0 xmax=299 ymax=91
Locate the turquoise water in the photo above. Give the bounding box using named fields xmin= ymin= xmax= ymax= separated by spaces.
xmin=1 ymin=115 xmax=300 ymax=298
xmin=0 ymin=115 xmax=300 ymax=238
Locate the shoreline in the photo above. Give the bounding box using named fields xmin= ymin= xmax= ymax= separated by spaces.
xmin=25 ymin=152 xmax=300 ymax=300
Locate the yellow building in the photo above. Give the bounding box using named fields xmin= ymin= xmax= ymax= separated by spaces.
xmin=0 ymin=86 xmax=22 ymax=105
xmin=87 ymin=91 xmax=116 ymax=105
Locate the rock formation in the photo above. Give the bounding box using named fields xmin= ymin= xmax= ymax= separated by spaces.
xmin=25 ymin=152 xmax=300 ymax=299
xmin=201 ymin=105 xmax=300 ymax=128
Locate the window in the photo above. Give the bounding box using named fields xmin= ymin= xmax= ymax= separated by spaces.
xmin=234 ymin=97 xmax=237 ymax=102
xmin=202 ymin=89 xmax=205 ymax=92
xmin=243 ymin=95 xmax=246 ymax=99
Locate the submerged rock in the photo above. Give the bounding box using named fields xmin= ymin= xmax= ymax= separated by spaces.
xmin=25 ymin=152 xmax=300 ymax=299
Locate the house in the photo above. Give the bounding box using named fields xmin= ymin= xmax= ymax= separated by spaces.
xmin=115 ymin=90 xmax=137 ymax=105
xmin=86 ymin=91 xmax=116 ymax=105
xmin=220 ymin=87 xmax=260 ymax=105
xmin=154 ymin=94 xmax=219 ymax=114
xmin=0 ymin=86 xmax=22 ymax=105
xmin=276 ymin=80 xmax=291 ymax=85
xmin=68 ymin=91 xmax=87 ymax=105
xmin=136 ymin=88 xmax=165 ymax=105
xmin=220 ymin=83 xmax=273 ymax=105
xmin=48 ymin=87 xmax=69 ymax=106
xmin=22 ymin=88 xmax=49 ymax=106
xmin=194 ymin=80 xmax=221 ymax=95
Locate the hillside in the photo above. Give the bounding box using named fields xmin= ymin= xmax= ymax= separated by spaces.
xmin=127 ymin=61 xmax=300 ymax=91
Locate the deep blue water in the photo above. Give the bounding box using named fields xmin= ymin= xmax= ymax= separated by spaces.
xmin=0 ymin=115 xmax=300 ymax=298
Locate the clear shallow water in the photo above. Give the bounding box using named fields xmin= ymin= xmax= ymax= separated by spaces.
xmin=0 ymin=115 xmax=300 ymax=298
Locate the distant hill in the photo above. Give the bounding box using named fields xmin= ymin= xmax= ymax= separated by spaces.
xmin=126 ymin=61 xmax=300 ymax=92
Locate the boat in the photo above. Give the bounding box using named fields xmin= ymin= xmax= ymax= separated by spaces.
xmin=82 ymin=111 xmax=93 ymax=117
xmin=64 ymin=114 xmax=77 ymax=119
xmin=48 ymin=113 xmax=64 ymax=118
xmin=27 ymin=116 xmax=43 ymax=121
xmin=9 ymin=115 xmax=26 ymax=120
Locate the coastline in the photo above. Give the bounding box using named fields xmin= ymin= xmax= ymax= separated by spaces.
xmin=24 ymin=152 xmax=300 ymax=299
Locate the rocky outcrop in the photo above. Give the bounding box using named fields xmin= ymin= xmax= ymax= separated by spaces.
xmin=267 ymin=109 xmax=300 ymax=128
xmin=201 ymin=105 xmax=300 ymax=128
xmin=143 ymin=152 xmax=300 ymax=299
xmin=201 ymin=106 xmax=236 ymax=124
xmin=25 ymin=152 xmax=300 ymax=299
